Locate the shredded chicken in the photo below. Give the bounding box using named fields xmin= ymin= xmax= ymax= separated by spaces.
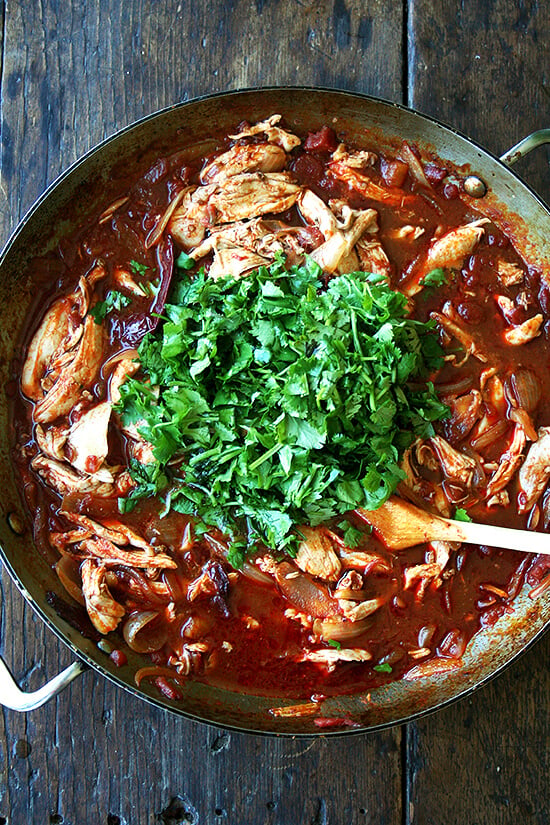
xmin=517 ymin=427 xmax=550 ymax=513
xmin=81 ymin=559 xmax=125 ymax=634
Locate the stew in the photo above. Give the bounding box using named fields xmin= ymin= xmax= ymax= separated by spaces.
xmin=12 ymin=114 xmax=550 ymax=713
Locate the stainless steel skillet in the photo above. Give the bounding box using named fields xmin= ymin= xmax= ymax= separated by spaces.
xmin=0 ymin=87 xmax=548 ymax=735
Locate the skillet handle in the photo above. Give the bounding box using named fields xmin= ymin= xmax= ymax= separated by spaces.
xmin=0 ymin=655 xmax=87 ymax=712
xmin=500 ymin=129 xmax=550 ymax=166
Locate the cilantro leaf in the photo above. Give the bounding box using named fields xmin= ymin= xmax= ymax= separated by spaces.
xmin=373 ymin=662 xmax=393 ymax=673
xmin=117 ymin=258 xmax=448 ymax=558
xmin=420 ymin=268 xmax=449 ymax=288
xmin=454 ymin=508 xmax=472 ymax=522
xmin=327 ymin=639 xmax=342 ymax=650
xmin=130 ymin=260 xmax=149 ymax=277
xmin=89 ymin=290 xmax=131 ymax=324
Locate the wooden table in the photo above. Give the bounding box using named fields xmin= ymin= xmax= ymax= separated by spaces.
xmin=0 ymin=2 xmax=549 ymax=822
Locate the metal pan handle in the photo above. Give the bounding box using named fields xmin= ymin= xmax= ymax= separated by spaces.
xmin=0 ymin=655 xmax=86 ymax=711
xmin=500 ymin=129 xmax=550 ymax=166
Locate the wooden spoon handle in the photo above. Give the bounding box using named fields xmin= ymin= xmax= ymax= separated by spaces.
xmin=445 ymin=518 xmax=550 ymax=555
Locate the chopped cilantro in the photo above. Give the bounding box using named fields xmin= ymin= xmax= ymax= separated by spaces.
xmin=327 ymin=639 xmax=342 ymax=650
xmin=454 ymin=508 xmax=472 ymax=522
xmin=337 ymin=519 xmax=367 ymax=548
xmin=89 ymin=290 xmax=131 ymax=324
xmin=420 ymin=268 xmax=448 ymax=288
xmin=117 ymin=255 xmax=448 ymax=557
xmin=373 ymin=662 xmax=393 ymax=673
xmin=130 ymin=259 xmax=149 ymax=277
xmin=176 ymin=251 xmax=196 ymax=271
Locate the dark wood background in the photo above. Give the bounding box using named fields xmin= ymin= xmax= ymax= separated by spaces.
xmin=0 ymin=1 xmax=549 ymax=823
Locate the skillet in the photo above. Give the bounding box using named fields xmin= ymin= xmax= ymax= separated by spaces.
xmin=0 ymin=87 xmax=549 ymax=735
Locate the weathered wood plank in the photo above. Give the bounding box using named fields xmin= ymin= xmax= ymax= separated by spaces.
xmin=408 ymin=0 xmax=550 ymax=205
xmin=407 ymin=1 xmax=550 ymax=821
xmin=0 ymin=1 xmax=405 ymax=823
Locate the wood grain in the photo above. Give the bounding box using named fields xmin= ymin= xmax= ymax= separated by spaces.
xmin=407 ymin=2 xmax=549 ymax=823
xmin=0 ymin=0 xmax=548 ymax=822
xmin=0 ymin=1 xmax=405 ymax=823
xmin=408 ymin=0 xmax=550 ymax=204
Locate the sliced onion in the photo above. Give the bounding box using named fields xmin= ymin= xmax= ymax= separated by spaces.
xmin=313 ymin=616 xmax=372 ymax=641
xmin=273 ymin=562 xmax=337 ymax=618
xmin=135 ymin=666 xmax=183 ymax=687
xmin=434 ymin=375 xmax=474 ymax=398
xmin=55 ymin=556 xmax=86 ymax=606
xmin=240 ymin=561 xmax=274 ymax=586
xmin=404 ymin=657 xmax=462 ymax=680
xmin=399 ymin=141 xmax=431 ymax=188
xmin=418 ymin=624 xmax=436 ymax=648
xmin=505 ymin=368 xmax=542 ymax=412
xmin=123 ymin=610 xmax=167 ymax=653
xmin=470 ymin=419 xmax=509 ymax=451
xmin=332 ymin=587 xmax=372 ymax=601
xmin=145 ymin=188 xmax=187 ymax=249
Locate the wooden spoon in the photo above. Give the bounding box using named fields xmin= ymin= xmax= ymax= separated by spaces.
xmin=356 ymin=496 xmax=550 ymax=555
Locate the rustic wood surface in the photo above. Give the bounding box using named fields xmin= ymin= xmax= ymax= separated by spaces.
xmin=0 ymin=1 xmax=548 ymax=823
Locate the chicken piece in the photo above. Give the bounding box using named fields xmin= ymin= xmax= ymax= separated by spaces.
xmin=310 ymin=207 xmax=378 ymax=274
xmin=295 ymin=526 xmax=342 ymax=581
xmin=228 ymin=114 xmax=301 ymax=152
xmin=338 ymin=597 xmax=384 ymax=621
xmin=298 ymin=189 xmax=340 ymax=238
xmin=517 ymin=427 xmax=550 ymax=513
xmin=430 ymin=306 xmax=487 ymax=364
xmin=60 ymin=511 xmax=161 ymax=556
xmin=207 ymin=240 xmax=270 ymax=280
xmin=168 ymin=185 xmax=215 ymax=248
xmin=32 ymin=455 xmax=117 ymax=497
xmin=486 ymin=424 xmax=527 ymax=498
xmin=33 ymin=316 xmax=106 ymax=424
xmin=80 ymin=537 xmax=176 ymax=569
xmin=404 ymin=219 xmax=489 ymax=296
xmin=169 ymin=643 xmax=210 ymax=677
xmin=209 ymin=172 xmax=300 ymax=223
xmin=200 ymin=143 xmax=287 ymax=184
xmin=336 ymin=547 xmax=392 ymax=573
xmin=429 ymin=435 xmax=478 ymax=487
xmin=189 ymin=217 xmax=273 ymax=259
xmin=486 ymin=490 xmax=510 ymax=508
xmin=332 ymin=144 xmax=378 ymax=169
xmin=356 ymin=237 xmax=392 ymax=280
xmin=403 ymin=562 xmax=442 ymax=593
xmin=445 ymin=390 xmax=482 ymax=442
xmin=328 ymin=160 xmax=417 ymax=207
xmin=125 ymin=428 xmax=156 ymax=465
xmin=496 ymin=259 xmax=524 ymax=287
xmin=108 ymin=356 xmax=140 ymax=405
xmin=21 ymin=297 xmax=73 ymax=400
xmin=422 ymin=218 xmax=488 ymax=274
xmin=81 ymin=559 xmax=125 ymax=634
xmin=503 ymin=314 xmax=543 ymax=346
xmin=385 ymin=224 xmax=425 ymax=241
xmin=169 ymin=173 xmax=300 ymax=249
xmin=66 ymin=401 xmax=112 ymax=476
xmin=35 ymin=423 xmax=69 ymax=461
xmin=404 ymin=540 xmax=454 ymax=598
xmin=112 ymin=267 xmax=148 ymax=297
xmin=100 ymin=518 xmax=164 ymax=552
xmin=256 ymin=224 xmax=324 ymax=265
xmin=301 ymin=647 xmax=372 ymax=671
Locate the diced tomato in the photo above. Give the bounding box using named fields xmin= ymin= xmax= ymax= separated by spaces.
xmin=303 ymin=126 xmax=339 ymax=153
xmin=380 ymin=157 xmax=408 ymax=188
